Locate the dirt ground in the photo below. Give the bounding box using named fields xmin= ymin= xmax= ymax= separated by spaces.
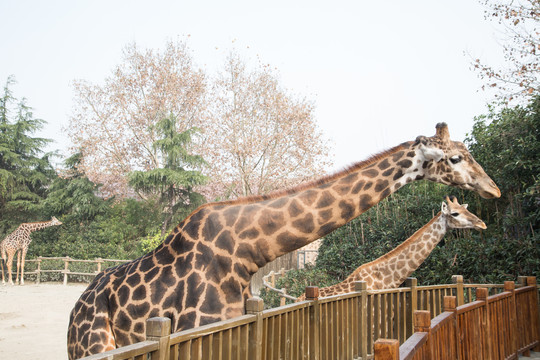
xmin=0 ymin=282 xmax=87 ymax=360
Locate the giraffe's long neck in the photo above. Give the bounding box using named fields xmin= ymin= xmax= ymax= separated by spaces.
xmin=246 ymin=142 xmax=423 ymax=264
xmin=23 ymin=220 xmax=57 ymax=233
xmin=171 ymin=142 xmax=430 ymax=281
xmin=329 ymin=213 xmax=447 ymax=293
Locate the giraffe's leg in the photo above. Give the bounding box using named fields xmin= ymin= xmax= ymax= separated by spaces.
xmin=20 ymin=249 xmax=27 ymax=285
xmin=1 ymin=259 xmax=5 ymax=285
xmin=16 ymin=250 xmax=21 ymax=285
xmin=6 ymin=251 xmax=14 ymax=285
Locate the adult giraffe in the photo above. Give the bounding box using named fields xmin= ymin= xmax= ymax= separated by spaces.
xmin=296 ymin=196 xmax=486 ymax=300
xmin=1 ymin=216 xmax=62 ymax=285
xmin=67 ymin=123 xmax=500 ymax=359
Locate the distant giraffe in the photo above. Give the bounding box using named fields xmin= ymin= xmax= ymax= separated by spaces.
xmin=67 ymin=123 xmax=500 ymax=359
xmin=296 ymin=196 xmax=486 ymax=301
xmin=1 ymin=216 xmax=62 ymax=285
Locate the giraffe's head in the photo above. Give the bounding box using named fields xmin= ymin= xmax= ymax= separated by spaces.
xmin=51 ymin=216 xmax=63 ymax=226
xmin=414 ymin=123 xmax=501 ymax=199
xmin=441 ymin=196 xmax=486 ymax=230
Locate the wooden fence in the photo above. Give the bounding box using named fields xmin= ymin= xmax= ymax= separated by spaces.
xmin=16 ymin=256 xmax=130 ymax=284
xmin=374 ymin=276 xmax=540 ymax=359
xmin=79 ymin=275 xmax=540 ymax=360
xmin=251 ymin=251 xmax=297 ymax=295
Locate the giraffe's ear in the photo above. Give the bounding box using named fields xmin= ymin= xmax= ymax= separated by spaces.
xmin=418 ymin=144 xmax=444 ymax=162
xmin=441 ymin=202 xmax=449 ymax=214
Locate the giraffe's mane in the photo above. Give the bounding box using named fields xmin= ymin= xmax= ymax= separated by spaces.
xmin=21 ymin=220 xmax=51 ymax=226
xmin=202 ymin=142 xmax=410 ymax=208
xmin=348 ymin=211 xmax=443 ymax=280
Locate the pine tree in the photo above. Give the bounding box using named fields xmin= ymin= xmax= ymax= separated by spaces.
xmin=128 ymin=113 xmax=208 ymax=235
xmin=0 ymin=76 xmax=55 ymax=234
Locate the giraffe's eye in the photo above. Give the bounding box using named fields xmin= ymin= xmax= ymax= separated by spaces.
xmin=449 ymin=155 xmax=462 ymax=164
xmin=451 ymin=212 xmax=459 ymax=217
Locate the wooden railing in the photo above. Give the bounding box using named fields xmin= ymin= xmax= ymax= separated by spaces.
xmin=374 ymin=276 xmax=540 ymax=359
xmin=78 ymin=275 xmax=540 ymax=360
xmin=262 ymin=268 xmax=297 ymax=306
xmin=20 ymin=256 xmax=130 ymax=284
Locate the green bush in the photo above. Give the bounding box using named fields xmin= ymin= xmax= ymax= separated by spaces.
xmin=259 ymin=265 xmax=335 ymax=308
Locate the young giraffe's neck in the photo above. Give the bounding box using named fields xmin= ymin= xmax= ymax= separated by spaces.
xmin=22 ymin=220 xmax=57 ymax=232
xmin=323 ymin=213 xmax=446 ymax=295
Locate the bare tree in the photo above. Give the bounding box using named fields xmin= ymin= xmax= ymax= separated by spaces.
xmin=68 ymin=40 xmax=207 ymax=198
xmin=473 ymin=0 xmax=539 ymax=102
xmin=202 ymin=52 xmax=333 ymax=199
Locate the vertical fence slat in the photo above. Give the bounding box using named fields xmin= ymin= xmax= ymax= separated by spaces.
xmin=354 ymin=281 xmax=368 ymax=360
xmin=306 ymin=286 xmax=320 ymax=360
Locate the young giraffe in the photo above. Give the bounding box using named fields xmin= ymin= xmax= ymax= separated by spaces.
xmin=296 ymin=196 xmax=486 ymax=301
xmin=1 ymin=216 xmax=62 ymax=285
xmin=67 ymin=123 xmax=500 ymax=359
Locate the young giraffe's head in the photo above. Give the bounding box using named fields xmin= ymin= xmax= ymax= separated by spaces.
xmin=413 ymin=123 xmax=500 ymax=199
xmin=441 ymin=195 xmax=486 ymax=230
xmin=50 ymin=216 xmax=62 ymax=226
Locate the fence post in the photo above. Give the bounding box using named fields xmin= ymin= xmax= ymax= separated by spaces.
xmin=96 ymin=258 xmax=103 ymax=273
xmin=146 ymin=317 xmax=171 ymax=360
xmin=526 ymin=277 xmax=540 ymax=352
xmin=306 ymin=286 xmax=320 ymax=360
xmin=414 ymin=310 xmax=431 ymax=333
xmin=504 ymin=281 xmax=519 ymax=356
xmin=355 ymin=281 xmax=368 ymax=360
xmin=476 ymin=288 xmax=490 ymax=358
xmin=373 ymin=339 xmax=399 ymax=360
xmin=36 ymin=257 xmax=42 ymax=284
xmin=452 ymin=275 xmax=464 ymax=306
xmin=63 ymin=256 xmax=70 ymax=286
xmin=280 ymin=288 xmax=287 ymax=307
xmin=406 ymin=277 xmax=418 ymax=338
xmin=246 ymin=297 xmax=264 ymax=360
xmin=414 ymin=310 xmax=432 ymax=357
xmin=444 ymin=296 xmax=459 ymax=360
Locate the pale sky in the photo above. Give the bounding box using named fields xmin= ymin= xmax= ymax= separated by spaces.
xmin=0 ymin=0 xmax=504 ymax=171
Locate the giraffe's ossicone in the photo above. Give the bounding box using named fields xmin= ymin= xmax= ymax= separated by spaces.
xmin=67 ymin=123 xmax=500 ymax=359
xmin=296 ymin=196 xmax=486 ymax=301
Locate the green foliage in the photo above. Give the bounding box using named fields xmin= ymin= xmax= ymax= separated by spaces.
xmin=0 ymin=76 xmax=55 ymax=233
xmin=259 ymin=265 xmax=335 ymax=308
xmin=41 ymin=152 xmax=112 ymax=221
xmin=29 ymin=198 xmax=162 ymax=260
xmin=138 ymin=230 xmax=167 ymax=254
xmin=465 ymin=97 xmax=540 ymax=237
xmin=129 ymin=113 xmax=208 ymax=234
xmin=317 ymin=181 xmax=454 ymax=282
